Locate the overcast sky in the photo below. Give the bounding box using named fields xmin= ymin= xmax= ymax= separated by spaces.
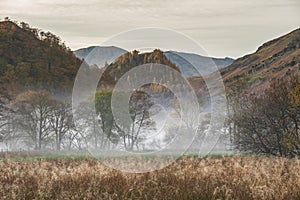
xmin=0 ymin=0 xmax=299 ymax=58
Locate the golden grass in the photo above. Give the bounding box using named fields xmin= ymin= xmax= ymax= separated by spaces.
xmin=1 ymin=156 xmax=300 ymax=199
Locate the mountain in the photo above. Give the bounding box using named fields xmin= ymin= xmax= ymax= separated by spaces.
xmin=164 ymin=51 xmax=233 ymax=77
xmin=189 ymin=28 xmax=300 ymax=95
xmin=0 ymin=20 xmax=81 ymax=96
xmin=73 ymin=46 xmax=127 ymax=67
xmin=222 ymin=28 xmax=300 ymax=92
xmin=73 ymin=46 xmax=233 ymax=77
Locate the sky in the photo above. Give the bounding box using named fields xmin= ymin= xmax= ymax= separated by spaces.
xmin=0 ymin=0 xmax=299 ymax=58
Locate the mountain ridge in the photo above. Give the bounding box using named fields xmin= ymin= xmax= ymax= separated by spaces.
xmin=73 ymin=46 xmax=127 ymax=67
xmin=74 ymin=46 xmax=234 ymax=77
xmin=164 ymin=51 xmax=234 ymax=77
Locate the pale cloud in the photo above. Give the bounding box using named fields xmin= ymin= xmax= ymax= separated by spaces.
xmin=0 ymin=0 xmax=299 ymax=58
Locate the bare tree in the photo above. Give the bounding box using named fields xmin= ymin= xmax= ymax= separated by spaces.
xmin=0 ymin=86 xmax=12 ymax=146
xmin=49 ymin=101 xmax=73 ymax=150
xmin=74 ymin=101 xmax=111 ymax=150
xmin=229 ymin=78 xmax=300 ymax=157
xmin=14 ymin=91 xmax=54 ymax=150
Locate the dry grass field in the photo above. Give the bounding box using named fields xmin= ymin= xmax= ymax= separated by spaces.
xmin=0 ymin=154 xmax=300 ymax=199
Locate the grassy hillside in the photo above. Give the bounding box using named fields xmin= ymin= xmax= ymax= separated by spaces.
xmin=222 ymin=28 xmax=300 ymax=92
xmin=189 ymin=28 xmax=300 ymax=95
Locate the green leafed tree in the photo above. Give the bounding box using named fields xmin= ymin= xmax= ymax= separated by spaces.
xmin=94 ymin=89 xmax=155 ymax=150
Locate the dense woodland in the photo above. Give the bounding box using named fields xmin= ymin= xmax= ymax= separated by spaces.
xmin=0 ymin=17 xmax=80 ymax=97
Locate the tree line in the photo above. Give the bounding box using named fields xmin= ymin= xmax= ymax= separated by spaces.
xmin=0 ymin=89 xmax=157 ymax=151
xmin=0 ymin=91 xmax=74 ymax=150
xmin=1 ymin=70 xmax=300 ymax=156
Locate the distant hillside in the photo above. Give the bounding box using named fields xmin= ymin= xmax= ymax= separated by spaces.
xmin=0 ymin=20 xmax=81 ymax=96
xmin=221 ymin=28 xmax=300 ymax=92
xmin=73 ymin=46 xmax=127 ymax=68
xmin=189 ymin=28 xmax=300 ymax=95
xmin=164 ymin=51 xmax=233 ymax=77
xmin=98 ymin=49 xmax=181 ymax=88
xmin=74 ymin=46 xmax=233 ymax=77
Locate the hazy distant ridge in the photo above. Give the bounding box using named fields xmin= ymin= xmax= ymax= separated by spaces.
xmin=74 ymin=46 xmax=234 ymax=77
xmin=74 ymin=46 xmax=127 ymax=67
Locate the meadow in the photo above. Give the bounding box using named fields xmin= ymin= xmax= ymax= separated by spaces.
xmin=0 ymin=152 xmax=300 ymax=199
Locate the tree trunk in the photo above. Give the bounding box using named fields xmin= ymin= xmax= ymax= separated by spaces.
xmin=56 ymin=131 xmax=61 ymax=150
